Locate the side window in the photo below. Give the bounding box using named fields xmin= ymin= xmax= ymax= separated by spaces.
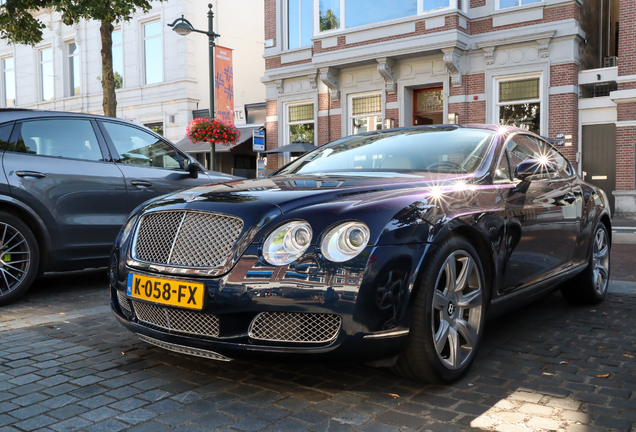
xmin=102 ymin=122 xmax=183 ymax=169
xmin=495 ymin=151 xmax=512 ymax=181
xmin=505 ymin=135 xmax=541 ymax=177
xmin=14 ymin=119 xmax=104 ymax=161
xmin=530 ymin=137 xmax=573 ymax=178
xmin=0 ymin=124 xmax=13 ymax=150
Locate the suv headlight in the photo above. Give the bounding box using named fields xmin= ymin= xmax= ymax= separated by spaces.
xmin=321 ymin=222 xmax=370 ymax=262
xmin=262 ymin=221 xmax=312 ymax=266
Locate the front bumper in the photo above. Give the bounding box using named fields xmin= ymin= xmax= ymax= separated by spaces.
xmin=111 ymin=243 xmax=434 ymax=362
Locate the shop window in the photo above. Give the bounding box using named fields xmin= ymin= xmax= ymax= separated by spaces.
xmin=288 ymin=0 xmax=313 ymax=49
xmin=67 ymin=41 xmax=80 ymax=96
xmin=145 ymin=122 xmax=164 ymax=136
xmin=497 ymin=0 xmax=542 ymax=9
xmin=413 ymin=87 xmax=444 ymax=126
xmin=495 ymin=76 xmax=541 ymax=135
xmin=246 ymin=103 xmax=266 ymax=123
xmin=318 ymin=0 xmax=454 ymax=34
xmin=143 ymin=21 xmax=162 ymax=85
xmin=2 ymin=57 xmax=15 ymax=107
xmin=40 ymin=48 xmax=54 ymax=101
xmin=350 ymin=93 xmax=382 ymax=135
xmin=112 ymin=29 xmax=124 ymax=89
xmin=287 ymin=102 xmax=314 ymax=144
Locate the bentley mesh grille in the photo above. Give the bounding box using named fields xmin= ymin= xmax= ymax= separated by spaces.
xmin=117 ymin=291 xmax=132 ymax=316
xmin=132 ymin=301 xmax=220 ymax=338
xmin=249 ymin=312 xmax=341 ymax=343
xmin=132 ymin=211 xmax=243 ymax=268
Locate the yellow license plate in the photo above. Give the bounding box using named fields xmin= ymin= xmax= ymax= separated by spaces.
xmin=126 ymin=273 xmax=205 ymax=310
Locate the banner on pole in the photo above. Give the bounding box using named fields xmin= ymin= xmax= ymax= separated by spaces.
xmin=214 ymin=46 xmax=234 ymax=125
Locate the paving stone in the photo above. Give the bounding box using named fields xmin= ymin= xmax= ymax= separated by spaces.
xmin=49 ymin=416 xmax=93 ymax=432
xmin=84 ymin=418 xmax=128 ymax=432
xmin=527 ymin=416 xmax=563 ymax=430
xmin=116 ymin=408 xmax=157 ymax=425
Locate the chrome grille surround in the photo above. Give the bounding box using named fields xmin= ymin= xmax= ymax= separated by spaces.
xmin=132 ymin=210 xmax=244 ymax=269
xmin=249 ymin=312 xmax=342 ymax=344
xmin=116 ymin=291 xmax=132 ymax=316
xmin=137 ymin=334 xmax=231 ymax=361
xmin=132 ymin=300 xmax=220 ymax=339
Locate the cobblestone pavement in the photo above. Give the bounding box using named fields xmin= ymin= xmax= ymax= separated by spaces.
xmin=0 ymin=248 xmax=635 ymax=432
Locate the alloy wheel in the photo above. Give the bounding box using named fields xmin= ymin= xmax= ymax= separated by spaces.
xmin=592 ymin=228 xmax=610 ymax=296
xmin=0 ymin=223 xmax=31 ymax=296
xmin=432 ymin=250 xmax=483 ymax=370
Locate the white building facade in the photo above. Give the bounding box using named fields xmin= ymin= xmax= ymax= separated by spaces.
xmin=0 ymin=0 xmax=265 ymax=174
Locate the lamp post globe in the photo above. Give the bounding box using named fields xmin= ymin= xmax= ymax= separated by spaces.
xmin=172 ymin=22 xmax=193 ymax=36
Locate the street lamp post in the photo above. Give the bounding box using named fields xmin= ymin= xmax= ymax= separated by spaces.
xmin=168 ymin=4 xmax=221 ymax=171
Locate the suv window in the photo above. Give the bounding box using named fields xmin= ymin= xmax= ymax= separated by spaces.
xmin=14 ymin=119 xmax=103 ymax=161
xmin=0 ymin=124 xmax=13 ymax=150
xmin=102 ymin=122 xmax=183 ymax=169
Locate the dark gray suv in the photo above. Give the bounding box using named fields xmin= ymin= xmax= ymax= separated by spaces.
xmin=0 ymin=109 xmax=234 ymax=305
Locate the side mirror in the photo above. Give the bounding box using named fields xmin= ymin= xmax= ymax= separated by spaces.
xmin=514 ymin=158 xmax=557 ymax=181
xmin=187 ymin=161 xmax=199 ymax=179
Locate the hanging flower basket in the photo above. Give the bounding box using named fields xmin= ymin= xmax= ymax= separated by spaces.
xmin=185 ymin=117 xmax=240 ymax=146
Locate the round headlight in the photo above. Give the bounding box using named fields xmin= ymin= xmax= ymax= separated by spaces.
xmin=262 ymin=221 xmax=313 ymax=266
xmin=321 ymin=222 xmax=370 ymax=262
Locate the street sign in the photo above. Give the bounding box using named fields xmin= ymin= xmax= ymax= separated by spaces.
xmin=555 ymin=132 xmax=565 ymax=140
xmin=253 ymin=129 xmax=265 ymax=152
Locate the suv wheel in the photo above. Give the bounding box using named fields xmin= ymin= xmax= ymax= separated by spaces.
xmin=0 ymin=212 xmax=39 ymax=306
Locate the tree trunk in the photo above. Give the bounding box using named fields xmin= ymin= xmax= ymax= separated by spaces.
xmin=100 ymin=20 xmax=116 ymax=117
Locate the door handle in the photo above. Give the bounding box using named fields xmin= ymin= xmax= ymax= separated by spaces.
xmin=130 ymin=180 xmax=152 ymax=189
xmin=563 ymin=193 xmax=576 ymax=203
xmin=16 ymin=171 xmax=46 ymax=179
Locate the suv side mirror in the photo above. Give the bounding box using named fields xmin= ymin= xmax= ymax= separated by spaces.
xmin=514 ymin=158 xmax=557 ymax=181
xmin=187 ymin=161 xmax=199 ymax=179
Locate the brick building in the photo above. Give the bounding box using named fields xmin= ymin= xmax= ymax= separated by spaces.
xmin=262 ymin=0 xmax=636 ymax=215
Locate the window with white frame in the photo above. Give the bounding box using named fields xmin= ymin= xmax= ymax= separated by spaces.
xmin=287 ymin=103 xmax=315 ymax=145
xmin=40 ymin=48 xmax=54 ymax=101
xmin=288 ymin=0 xmax=313 ymax=49
xmin=2 ymin=57 xmax=15 ymax=107
xmin=497 ymin=0 xmax=542 ymax=9
xmin=67 ymin=41 xmax=80 ymax=96
xmin=143 ymin=21 xmax=162 ymax=85
xmin=495 ymin=75 xmax=542 ymax=135
xmin=317 ymin=0 xmax=454 ymax=33
xmin=112 ymin=29 xmax=124 ymax=89
xmin=350 ymin=93 xmax=382 ymax=135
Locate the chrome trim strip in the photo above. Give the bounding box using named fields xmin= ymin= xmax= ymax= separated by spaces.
xmin=363 ymin=329 xmax=410 ymax=339
xmin=167 ymin=212 xmax=187 ymax=264
xmin=137 ymin=334 xmax=231 ymax=362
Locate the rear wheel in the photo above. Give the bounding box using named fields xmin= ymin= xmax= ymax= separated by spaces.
xmin=0 ymin=212 xmax=39 ymax=306
xmin=561 ymin=222 xmax=610 ymax=305
xmin=392 ymin=237 xmax=487 ymax=383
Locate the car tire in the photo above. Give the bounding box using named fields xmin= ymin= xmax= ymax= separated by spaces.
xmin=561 ymin=222 xmax=610 ymax=305
xmin=391 ymin=236 xmax=487 ymax=383
xmin=0 ymin=212 xmax=39 ymax=306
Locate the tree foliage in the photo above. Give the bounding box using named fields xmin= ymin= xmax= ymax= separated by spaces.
xmin=0 ymin=0 xmax=165 ymax=117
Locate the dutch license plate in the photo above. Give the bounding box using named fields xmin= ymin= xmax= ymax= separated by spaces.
xmin=126 ymin=273 xmax=205 ymax=310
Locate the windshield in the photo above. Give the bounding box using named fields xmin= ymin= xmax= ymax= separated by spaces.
xmin=277 ymin=127 xmax=495 ymax=176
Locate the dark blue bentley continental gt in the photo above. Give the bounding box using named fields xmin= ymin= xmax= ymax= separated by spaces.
xmin=110 ymin=125 xmax=611 ymax=383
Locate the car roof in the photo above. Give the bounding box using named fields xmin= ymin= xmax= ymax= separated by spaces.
xmin=0 ymin=108 xmax=141 ymax=127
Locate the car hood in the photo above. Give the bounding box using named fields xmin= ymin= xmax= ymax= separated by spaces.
xmin=159 ymin=173 xmax=475 ymax=215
